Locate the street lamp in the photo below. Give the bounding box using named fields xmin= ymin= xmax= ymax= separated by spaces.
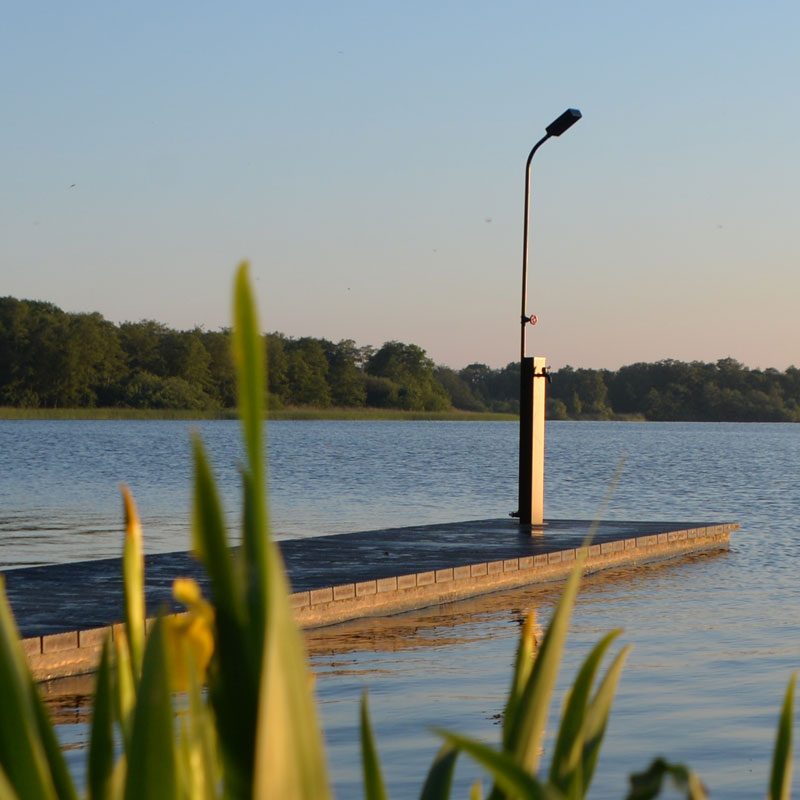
xmin=517 ymin=108 xmax=581 ymax=526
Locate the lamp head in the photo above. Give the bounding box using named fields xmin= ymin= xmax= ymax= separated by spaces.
xmin=545 ymin=108 xmax=582 ymax=137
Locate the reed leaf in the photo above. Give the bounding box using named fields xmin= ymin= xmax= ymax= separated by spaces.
xmin=88 ymin=640 xmax=114 ymax=800
xmin=0 ymin=579 xmax=58 ymax=800
xmin=121 ymin=486 xmax=145 ymax=680
xmin=506 ymin=555 xmax=585 ymax=775
xmin=123 ymin=618 xmax=177 ymax=800
xmin=191 ymin=436 xmax=240 ymax=624
xmin=548 ymin=630 xmax=621 ymax=793
xmin=28 ymin=677 xmax=79 ymax=800
xmin=251 ymin=534 xmax=332 ymax=800
xmin=419 ymin=744 xmax=459 ymax=800
xmin=185 ymin=657 xmax=220 ymax=800
xmin=438 ymin=732 xmax=563 ymax=800
xmin=360 ymin=692 xmax=388 ymax=800
xmin=113 ymin=630 xmax=135 ymax=749
xmin=769 ymin=674 xmax=795 ymax=800
xmin=232 ymin=262 xmax=268 ymax=639
xmin=192 ymin=436 xmax=255 ymax=797
xmin=502 ymin=612 xmax=538 ymax=750
xmin=580 ymin=644 xmax=631 ymax=791
xmin=0 ymin=765 xmax=20 ymax=800
xmin=625 ymin=758 xmax=707 ymax=800
xmin=230 ymin=266 xmax=331 ymax=800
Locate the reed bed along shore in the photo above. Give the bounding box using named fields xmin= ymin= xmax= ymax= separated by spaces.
xmin=0 ymin=405 xmax=517 ymax=422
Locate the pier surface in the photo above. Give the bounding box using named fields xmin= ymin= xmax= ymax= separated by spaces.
xmin=2 ymin=517 xmax=736 ymax=680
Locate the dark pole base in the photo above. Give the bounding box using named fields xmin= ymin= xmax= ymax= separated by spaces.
xmin=518 ymin=357 xmax=534 ymax=525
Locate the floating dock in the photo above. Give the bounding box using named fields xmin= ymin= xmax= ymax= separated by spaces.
xmin=2 ymin=518 xmax=737 ymax=681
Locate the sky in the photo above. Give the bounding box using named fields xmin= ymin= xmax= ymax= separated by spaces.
xmin=2 ymin=1 xmax=799 ymax=371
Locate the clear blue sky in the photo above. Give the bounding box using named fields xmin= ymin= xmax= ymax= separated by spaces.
xmin=2 ymin=1 xmax=798 ymax=370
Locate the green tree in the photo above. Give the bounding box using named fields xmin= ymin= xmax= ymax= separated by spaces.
xmin=265 ymin=333 xmax=290 ymax=402
xmin=434 ymin=366 xmax=486 ymax=411
xmin=118 ymin=320 xmax=170 ymax=376
xmin=366 ymin=341 xmax=450 ymax=411
xmin=322 ymin=339 xmax=366 ymax=407
xmin=160 ymin=328 xmax=213 ymax=391
xmin=285 ymin=337 xmax=331 ymax=406
xmin=121 ymin=371 xmax=213 ymax=409
xmin=202 ymin=329 xmax=237 ymax=407
xmin=0 ymin=298 xmax=66 ymax=406
xmin=364 ymin=374 xmax=400 ymax=407
xmin=59 ymin=313 xmax=127 ymax=406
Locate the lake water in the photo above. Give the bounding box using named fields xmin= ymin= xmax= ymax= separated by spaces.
xmin=2 ymin=419 xmax=799 ymax=797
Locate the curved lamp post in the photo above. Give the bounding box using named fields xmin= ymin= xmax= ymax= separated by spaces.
xmin=517 ymin=108 xmax=581 ymax=526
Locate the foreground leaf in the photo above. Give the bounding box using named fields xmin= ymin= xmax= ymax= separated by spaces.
xmin=549 ymin=630 xmax=621 ymax=793
xmin=88 ymin=641 xmax=114 ymax=800
xmin=192 ymin=436 xmax=254 ymax=797
xmin=769 ymin=674 xmax=795 ymax=800
xmin=419 ymin=744 xmax=459 ymax=800
xmin=124 ymin=618 xmax=177 ymax=800
xmin=439 ymin=731 xmax=563 ymax=800
xmin=0 ymin=579 xmax=58 ymax=800
xmin=626 ymin=758 xmax=707 ymax=800
xmin=579 ymin=643 xmax=632 ymax=790
xmin=360 ymin=692 xmax=388 ymax=800
xmin=505 ymin=555 xmax=585 ymax=775
xmin=502 ymin=612 xmax=538 ymax=750
xmin=121 ymin=486 xmax=145 ymax=680
xmin=231 ymin=265 xmax=331 ymax=800
xmin=0 ymin=763 xmax=21 ymax=800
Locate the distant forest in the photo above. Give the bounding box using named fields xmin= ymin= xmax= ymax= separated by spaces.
xmin=3 ymin=296 xmax=800 ymax=421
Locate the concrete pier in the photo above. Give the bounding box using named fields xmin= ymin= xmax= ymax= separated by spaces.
xmin=2 ymin=517 xmax=737 ymax=681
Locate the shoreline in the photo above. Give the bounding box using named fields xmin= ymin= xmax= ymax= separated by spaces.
xmin=0 ymin=406 xmax=644 ymax=422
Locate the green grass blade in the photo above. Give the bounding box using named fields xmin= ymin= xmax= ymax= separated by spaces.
xmin=580 ymin=644 xmax=631 ymax=791
xmin=0 ymin=765 xmax=19 ymax=800
xmin=252 ymin=536 xmax=332 ymax=800
xmin=113 ymin=630 xmax=135 ymax=749
xmin=360 ymin=692 xmax=388 ymax=800
xmin=186 ymin=659 xmax=220 ymax=800
xmin=769 ymin=674 xmax=795 ymax=800
xmin=191 ymin=436 xmax=239 ymax=619
xmin=625 ymin=758 xmax=708 ymax=800
xmin=28 ymin=678 xmax=79 ymax=800
xmin=507 ymin=555 xmax=585 ymax=775
xmin=0 ymin=578 xmax=58 ymax=800
xmin=0 ymin=763 xmax=21 ymax=800
xmin=240 ymin=467 xmax=267 ymax=668
xmin=502 ymin=612 xmax=538 ymax=750
xmin=88 ymin=640 xmax=114 ymax=800
xmin=232 ymin=264 xmax=268 ymax=607
xmin=232 ymin=261 xmax=265 ymax=515
xmin=192 ymin=435 xmax=257 ymax=797
xmin=438 ymin=731 xmax=563 ymax=800
xmin=123 ymin=618 xmax=177 ymax=800
xmin=121 ymin=486 xmax=145 ymax=679
xmin=419 ymin=743 xmax=459 ymax=800
xmin=548 ymin=630 xmax=621 ymax=793
xmin=173 ymin=653 xmax=218 ymax=800
xmin=233 ymin=264 xmax=270 ymax=715
xmin=240 ymin=262 xmax=331 ymax=800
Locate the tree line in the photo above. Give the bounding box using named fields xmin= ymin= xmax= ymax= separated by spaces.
xmin=2 ymin=296 xmax=800 ymax=421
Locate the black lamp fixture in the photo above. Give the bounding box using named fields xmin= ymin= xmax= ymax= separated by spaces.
xmin=545 ymin=108 xmax=582 ymax=138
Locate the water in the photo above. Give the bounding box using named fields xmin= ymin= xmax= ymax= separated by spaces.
xmin=2 ymin=419 xmax=799 ymax=797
